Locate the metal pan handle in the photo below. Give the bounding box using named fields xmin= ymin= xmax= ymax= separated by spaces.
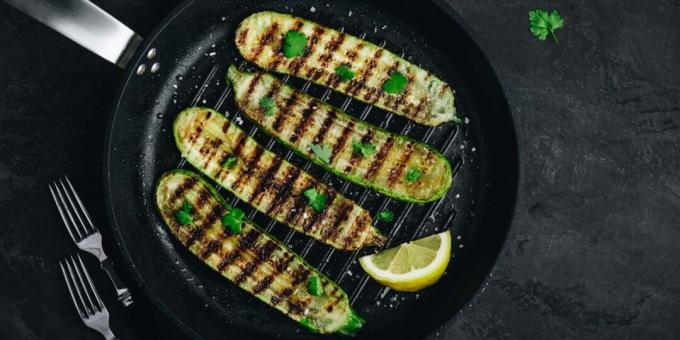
xmin=2 ymin=0 xmax=143 ymax=68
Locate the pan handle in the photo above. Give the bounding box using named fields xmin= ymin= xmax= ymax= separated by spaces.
xmin=2 ymin=0 xmax=143 ymax=68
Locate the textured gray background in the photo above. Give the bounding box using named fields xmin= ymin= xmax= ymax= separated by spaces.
xmin=0 ymin=0 xmax=678 ymax=339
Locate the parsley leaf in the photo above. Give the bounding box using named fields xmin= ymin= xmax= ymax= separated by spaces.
xmin=304 ymin=188 xmax=327 ymax=212
xmin=174 ymin=200 xmax=193 ymax=225
xmin=221 ymin=207 xmax=245 ymax=234
xmin=335 ymin=65 xmax=355 ymax=82
xmin=351 ymin=139 xmax=376 ymax=158
xmin=383 ymin=71 xmax=408 ymax=94
xmin=307 ymin=275 xmax=323 ymax=296
xmin=223 ymin=155 xmax=237 ymax=168
xmin=529 ymin=9 xmax=564 ymax=43
xmin=376 ymin=210 xmax=394 ymax=223
xmin=282 ymin=30 xmax=307 ymax=58
xmin=259 ymin=96 xmax=276 ymax=116
xmin=309 ymin=143 xmax=332 ymax=163
xmin=405 ymin=168 xmax=423 ymax=182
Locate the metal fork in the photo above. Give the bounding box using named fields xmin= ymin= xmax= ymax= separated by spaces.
xmin=49 ymin=176 xmax=133 ymax=307
xmin=60 ymin=254 xmax=119 ymax=340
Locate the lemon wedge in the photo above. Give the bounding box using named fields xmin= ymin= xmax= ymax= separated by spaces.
xmin=359 ymin=230 xmax=451 ymax=292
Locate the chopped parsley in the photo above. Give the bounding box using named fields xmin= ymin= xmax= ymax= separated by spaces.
xmin=335 ymin=65 xmax=355 ymax=82
xmin=351 ymin=139 xmax=376 ymax=158
xmin=529 ymin=9 xmax=564 ymax=43
xmin=174 ymin=200 xmax=193 ymax=225
xmin=405 ymin=168 xmax=423 ymax=182
xmin=309 ymin=143 xmax=332 ymax=163
xmin=376 ymin=210 xmax=394 ymax=223
xmin=282 ymin=30 xmax=307 ymax=58
xmin=307 ymin=275 xmax=323 ymax=296
xmin=221 ymin=207 xmax=245 ymax=234
xmin=223 ymin=155 xmax=237 ymax=168
xmin=259 ymin=96 xmax=276 ymax=116
xmin=304 ymin=188 xmax=327 ymax=212
xmin=383 ymin=71 xmax=408 ymax=94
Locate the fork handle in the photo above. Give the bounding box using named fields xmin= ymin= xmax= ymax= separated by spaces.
xmin=101 ymin=259 xmax=133 ymax=307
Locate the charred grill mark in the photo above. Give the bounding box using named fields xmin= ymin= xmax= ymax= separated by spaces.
xmin=232 ymin=145 xmax=265 ymax=194
xmin=194 ymin=187 xmax=212 ymax=210
xmin=329 ymin=44 xmax=360 ymax=88
xmin=170 ymin=177 xmax=198 ymax=203
xmin=344 ymin=128 xmax=374 ymax=173
xmin=217 ymin=250 xmax=240 ymax=272
xmin=243 ymin=73 xmax=263 ymax=105
xmin=186 ymin=203 xmax=224 ymax=248
xmin=364 ymin=137 xmax=394 ymax=180
xmin=310 ymin=32 xmax=345 ymax=80
xmin=291 ymin=26 xmax=325 ymax=75
xmin=329 ymin=120 xmax=355 ymax=164
xmin=251 ymin=23 xmax=279 ymax=62
xmin=236 ymin=28 xmax=249 ymax=46
xmin=272 ymin=91 xmax=299 ymax=132
xmin=258 ymin=78 xmax=284 ymax=120
xmin=288 ymin=301 xmax=304 ymax=315
xmin=239 ymin=228 xmax=261 ymax=250
xmin=387 ymin=143 xmax=414 ymax=186
xmin=235 ymin=261 xmax=257 ymax=284
xmin=222 ymin=119 xmax=231 ymax=133
xmin=252 ymin=275 xmax=274 ymax=294
xmin=289 ymin=99 xmax=317 ymax=145
xmin=199 ymin=239 xmax=222 ymax=260
xmin=265 ymin=166 xmax=301 ymax=215
xmin=325 ymin=294 xmax=344 ymax=312
xmin=256 ymin=240 xmax=278 ymax=261
xmin=311 ymin=109 xmax=336 ymax=145
xmin=342 ymin=213 xmax=370 ymax=249
xmin=348 ymin=48 xmax=383 ymax=96
xmin=284 ymin=184 xmax=312 ymax=226
xmin=275 ymin=254 xmax=295 ymax=273
xmin=249 ymin=156 xmax=283 ymax=205
xmin=377 ymin=61 xmax=401 ymax=106
xmin=202 ymin=139 xmax=223 ymax=168
xmin=272 ymin=287 xmax=293 ymax=306
xmin=291 ymin=266 xmax=311 ymax=286
xmin=185 ymin=125 xmax=202 ymax=146
xmin=323 ymin=200 xmax=354 ymax=243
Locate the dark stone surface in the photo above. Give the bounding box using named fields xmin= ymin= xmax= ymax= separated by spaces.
xmin=0 ymin=0 xmax=677 ymax=339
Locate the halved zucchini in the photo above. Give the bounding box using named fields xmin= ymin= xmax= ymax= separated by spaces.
xmin=227 ymin=67 xmax=452 ymax=203
xmin=155 ymin=170 xmax=364 ymax=334
xmin=234 ymin=11 xmax=459 ymax=127
xmin=173 ymin=107 xmax=386 ymax=250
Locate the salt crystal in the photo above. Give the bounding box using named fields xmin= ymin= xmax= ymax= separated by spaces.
xmin=348 ymin=10 xmax=353 ymax=16
xmin=464 ymin=117 xmax=470 ymax=124
xmin=209 ymin=52 xmax=216 ymax=57
xmin=310 ymin=6 xmax=316 ymax=12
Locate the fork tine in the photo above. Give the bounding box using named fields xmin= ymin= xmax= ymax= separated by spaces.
xmin=68 ymin=255 xmax=100 ymax=313
xmin=49 ymin=184 xmax=80 ymax=242
xmin=76 ymin=254 xmax=104 ymax=310
xmin=63 ymin=257 xmax=94 ymax=316
xmin=58 ymin=178 xmax=93 ymax=235
xmin=59 ymin=261 xmax=85 ymax=318
xmin=64 ymin=176 xmax=98 ymax=232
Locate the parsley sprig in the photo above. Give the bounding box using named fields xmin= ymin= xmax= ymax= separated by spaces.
xmin=174 ymin=200 xmax=193 ymax=225
xmin=259 ymin=96 xmax=276 ymax=116
xmin=221 ymin=207 xmax=245 ymax=234
xmin=351 ymin=139 xmax=376 ymax=158
xmin=383 ymin=71 xmax=408 ymax=94
xmin=282 ymin=30 xmax=307 ymax=58
xmin=335 ymin=65 xmax=355 ymax=82
xmin=405 ymin=168 xmax=423 ymax=182
xmin=529 ymin=9 xmax=564 ymax=43
xmin=376 ymin=210 xmax=394 ymax=223
xmin=304 ymin=188 xmax=327 ymax=212
xmin=223 ymin=155 xmax=237 ymax=168
xmin=309 ymin=143 xmax=332 ymax=163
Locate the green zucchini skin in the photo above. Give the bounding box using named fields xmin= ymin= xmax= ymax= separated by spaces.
xmin=155 ymin=170 xmax=364 ymax=334
xmin=173 ymin=107 xmax=386 ymax=250
xmin=227 ymin=66 xmax=452 ymax=203
xmin=234 ymin=11 xmax=459 ymax=127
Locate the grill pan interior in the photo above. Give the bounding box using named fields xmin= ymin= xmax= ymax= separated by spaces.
xmin=105 ymin=0 xmax=518 ymax=338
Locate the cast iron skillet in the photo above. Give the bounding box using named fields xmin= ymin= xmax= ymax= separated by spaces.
xmin=98 ymin=0 xmax=517 ymax=339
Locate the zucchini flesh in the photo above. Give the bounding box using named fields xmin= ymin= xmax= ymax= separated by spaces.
xmin=173 ymin=107 xmax=386 ymax=250
xmin=228 ymin=67 xmax=452 ymax=203
xmin=235 ymin=11 xmax=459 ymax=127
xmin=155 ymin=170 xmax=364 ymax=334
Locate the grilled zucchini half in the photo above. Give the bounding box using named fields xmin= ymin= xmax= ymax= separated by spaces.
xmin=173 ymin=107 xmax=386 ymax=250
xmin=235 ymin=11 xmax=459 ymax=127
xmin=228 ymin=66 xmax=452 ymax=203
xmin=155 ymin=170 xmax=364 ymax=335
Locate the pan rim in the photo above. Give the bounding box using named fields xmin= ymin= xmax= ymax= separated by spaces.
xmin=103 ymin=0 xmax=521 ymax=338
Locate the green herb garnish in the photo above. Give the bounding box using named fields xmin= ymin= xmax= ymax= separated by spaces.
xmin=307 ymin=275 xmax=323 ymax=296
xmin=383 ymin=71 xmax=408 ymax=94
xmin=304 ymin=188 xmax=327 ymax=212
xmin=221 ymin=207 xmax=245 ymax=234
xmin=376 ymin=210 xmax=394 ymax=223
xmin=174 ymin=200 xmax=193 ymax=225
xmin=405 ymin=168 xmax=423 ymax=182
xmin=351 ymin=139 xmax=376 ymax=158
xmin=223 ymin=155 xmax=237 ymax=168
xmin=282 ymin=30 xmax=307 ymax=58
xmin=529 ymin=9 xmax=564 ymax=43
xmin=309 ymin=143 xmax=332 ymax=163
xmin=259 ymin=96 xmax=276 ymax=116
xmin=335 ymin=65 xmax=355 ymax=82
